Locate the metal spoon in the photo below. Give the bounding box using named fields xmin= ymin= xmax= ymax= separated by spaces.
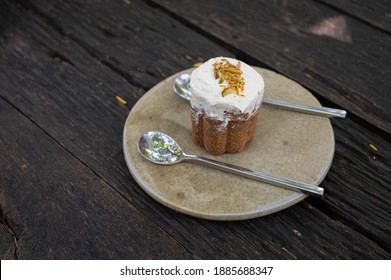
xmin=174 ymin=73 xmax=346 ymax=118
xmin=138 ymin=131 xmax=324 ymax=197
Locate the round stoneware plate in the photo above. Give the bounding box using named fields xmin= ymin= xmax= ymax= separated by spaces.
xmin=123 ymin=67 xmax=334 ymax=220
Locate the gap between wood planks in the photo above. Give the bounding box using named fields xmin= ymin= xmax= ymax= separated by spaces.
xmin=1 ymin=96 xmax=198 ymax=260
xmin=13 ymin=0 xmax=151 ymax=92
xmin=0 ymin=95 xmax=137 ymax=226
xmin=0 ymin=205 xmax=18 ymax=259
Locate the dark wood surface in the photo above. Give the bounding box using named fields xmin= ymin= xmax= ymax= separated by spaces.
xmin=1 ymin=0 xmax=390 ymax=259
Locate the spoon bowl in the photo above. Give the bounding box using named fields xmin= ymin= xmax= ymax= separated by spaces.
xmin=173 ymin=73 xmax=346 ymax=118
xmin=173 ymin=74 xmax=191 ymax=101
xmin=138 ymin=131 xmax=184 ymax=165
xmin=138 ymin=131 xmax=324 ymax=197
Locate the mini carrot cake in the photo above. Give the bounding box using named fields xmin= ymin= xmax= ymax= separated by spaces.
xmin=190 ymin=57 xmax=264 ymax=155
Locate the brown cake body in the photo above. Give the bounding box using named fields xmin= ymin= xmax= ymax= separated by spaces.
xmin=190 ymin=57 xmax=264 ymax=155
xmin=191 ymin=107 xmax=260 ymax=155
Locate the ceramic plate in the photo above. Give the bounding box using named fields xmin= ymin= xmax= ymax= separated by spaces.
xmin=123 ymin=67 xmax=334 ymax=220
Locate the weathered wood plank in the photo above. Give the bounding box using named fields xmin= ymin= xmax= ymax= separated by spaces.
xmin=151 ymin=0 xmax=391 ymax=134
xmin=0 ymin=98 xmax=194 ymax=259
xmin=320 ymin=115 xmax=391 ymax=252
xmin=1 ymin=0 xmax=390 ymax=259
xmin=319 ymin=0 xmax=391 ymax=33
xmin=0 ymin=209 xmax=17 ymax=259
xmin=15 ymin=0 xmax=232 ymax=90
xmin=0 ymin=0 xmax=233 ymax=210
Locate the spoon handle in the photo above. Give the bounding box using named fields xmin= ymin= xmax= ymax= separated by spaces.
xmin=263 ymin=98 xmax=346 ymax=118
xmin=183 ymin=154 xmax=324 ymax=197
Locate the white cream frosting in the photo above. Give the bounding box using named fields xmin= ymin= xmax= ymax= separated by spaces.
xmin=190 ymin=57 xmax=264 ymax=120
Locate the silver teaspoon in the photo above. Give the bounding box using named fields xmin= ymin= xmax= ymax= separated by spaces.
xmin=138 ymin=131 xmax=324 ymax=197
xmin=174 ymin=73 xmax=346 ymax=118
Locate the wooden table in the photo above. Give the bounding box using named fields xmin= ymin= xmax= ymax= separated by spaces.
xmin=1 ymin=0 xmax=390 ymax=259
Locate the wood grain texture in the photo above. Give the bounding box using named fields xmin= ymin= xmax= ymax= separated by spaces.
xmin=0 ymin=0 xmax=390 ymax=259
xmin=0 ymin=207 xmax=17 ymax=259
xmin=0 ymin=98 xmax=194 ymax=259
xmin=16 ymin=0 xmax=232 ymax=90
xmin=151 ymin=0 xmax=391 ymax=134
xmin=0 ymin=0 xmax=233 ymax=218
xmin=320 ymin=0 xmax=391 ymax=33
xmin=322 ymin=116 xmax=391 ymax=252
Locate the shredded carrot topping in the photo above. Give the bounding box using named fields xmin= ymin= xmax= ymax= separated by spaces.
xmin=369 ymin=143 xmax=378 ymax=151
xmin=116 ymin=96 xmax=127 ymax=105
